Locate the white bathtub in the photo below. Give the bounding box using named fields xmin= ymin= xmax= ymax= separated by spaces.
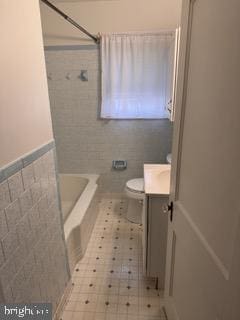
xmin=59 ymin=174 xmax=99 ymax=272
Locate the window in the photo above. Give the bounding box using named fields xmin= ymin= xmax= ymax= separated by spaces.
xmin=100 ymin=32 xmax=175 ymax=119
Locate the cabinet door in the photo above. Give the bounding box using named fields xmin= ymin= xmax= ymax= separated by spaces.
xmin=142 ymin=194 xmax=148 ymax=275
xmin=147 ymin=196 xmax=169 ymax=288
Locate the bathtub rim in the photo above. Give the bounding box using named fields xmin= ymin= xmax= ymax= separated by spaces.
xmin=60 ymin=173 xmax=99 ymax=240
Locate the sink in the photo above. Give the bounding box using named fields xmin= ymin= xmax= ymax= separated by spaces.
xmin=166 ymin=153 xmax=172 ymax=164
xmin=158 ymin=170 xmax=171 ymax=186
xmin=144 ymin=164 xmax=171 ymax=195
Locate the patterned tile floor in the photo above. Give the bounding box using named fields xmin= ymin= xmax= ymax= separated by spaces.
xmin=60 ymin=197 xmax=166 ymax=320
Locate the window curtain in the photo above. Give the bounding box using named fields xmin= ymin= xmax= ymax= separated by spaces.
xmin=100 ymin=32 xmax=174 ymax=119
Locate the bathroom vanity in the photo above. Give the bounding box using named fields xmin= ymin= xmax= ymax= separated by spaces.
xmin=143 ymin=164 xmax=171 ymax=289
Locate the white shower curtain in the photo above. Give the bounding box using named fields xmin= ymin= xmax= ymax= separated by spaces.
xmin=100 ymin=32 xmax=174 ymax=119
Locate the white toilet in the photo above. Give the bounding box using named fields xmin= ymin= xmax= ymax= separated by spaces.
xmin=125 ymin=178 xmax=145 ymax=224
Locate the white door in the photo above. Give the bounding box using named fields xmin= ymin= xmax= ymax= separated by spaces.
xmin=164 ymin=0 xmax=240 ymax=319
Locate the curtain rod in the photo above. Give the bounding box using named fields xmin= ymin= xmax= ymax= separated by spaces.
xmin=40 ymin=0 xmax=99 ymax=44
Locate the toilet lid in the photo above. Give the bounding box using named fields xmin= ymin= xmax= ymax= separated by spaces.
xmin=126 ymin=178 xmax=144 ymax=193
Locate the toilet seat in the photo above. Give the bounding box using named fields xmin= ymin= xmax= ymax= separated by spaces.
xmin=126 ymin=178 xmax=144 ymax=194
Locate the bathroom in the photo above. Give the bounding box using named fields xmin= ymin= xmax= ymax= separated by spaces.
xmin=1 ymin=1 xmax=240 ymax=320
xmin=42 ymin=0 xmax=178 ymax=318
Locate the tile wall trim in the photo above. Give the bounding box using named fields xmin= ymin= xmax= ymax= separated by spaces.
xmin=53 ymin=279 xmax=73 ymax=320
xmin=44 ymin=45 xmax=99 ymax=51
xmin=0 ymin=140 xmax=55 ymax=183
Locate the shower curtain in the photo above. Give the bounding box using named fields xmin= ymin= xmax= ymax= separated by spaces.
xmin=100 ymin=32 xmax=174 ymax=119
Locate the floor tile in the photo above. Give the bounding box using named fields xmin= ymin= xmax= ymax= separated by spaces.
xmin=60 ymin=197 xmax=166 ymax=320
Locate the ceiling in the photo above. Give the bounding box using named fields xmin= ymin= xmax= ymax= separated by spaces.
xmin=52 ymin=0 xmax=118 ymax=2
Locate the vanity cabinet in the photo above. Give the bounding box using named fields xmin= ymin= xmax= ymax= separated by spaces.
xmin=143 ymin=164 xmax=171 ymax=289
xmin=143 ymin=195 xmax=169 ymax=289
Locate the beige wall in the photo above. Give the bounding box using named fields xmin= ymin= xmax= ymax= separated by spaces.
xmin=0 ymin=0 xmax=53 ymax=168
xmin=40 ymin=0 xmax=182 ymax=45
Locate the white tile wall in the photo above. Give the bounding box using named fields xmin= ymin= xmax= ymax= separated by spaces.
xmin=8 ymin=172 xmax=24 ymax=202
xmin=0 ymin=181 xmax=11 ymax=210
xmin=45 ymin=48 xmax=173 ymax=193
xmin=0 ymin=148 xmax=69 ymax=312
xmin=5 ymin=199 xmax=21 ymax=230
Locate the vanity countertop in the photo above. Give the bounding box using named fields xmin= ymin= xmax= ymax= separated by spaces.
xmin=144 ymin=164 xmax=171 ymax=195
